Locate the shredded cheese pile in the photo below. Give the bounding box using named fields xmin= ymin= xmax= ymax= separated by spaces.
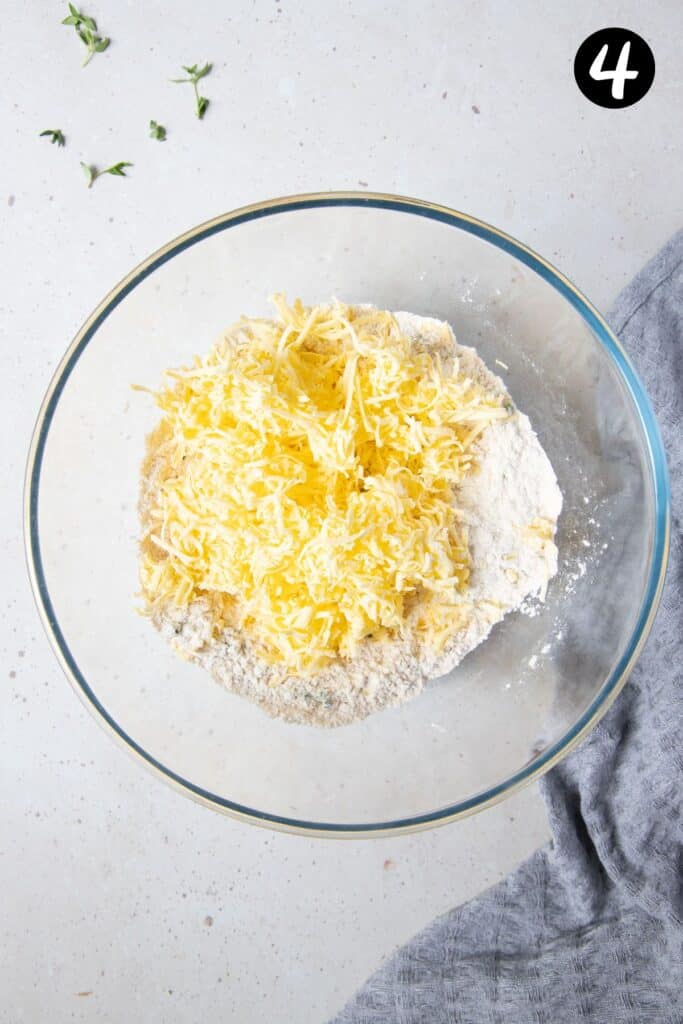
xmin=139 ymin=297 xmax=507 ymax=673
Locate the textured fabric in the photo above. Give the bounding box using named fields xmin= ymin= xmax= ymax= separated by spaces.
xmin=332 ymin=232 xmax=683 ymax=1024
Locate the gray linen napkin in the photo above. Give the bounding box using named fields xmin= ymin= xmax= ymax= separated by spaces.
xmin=332 ymin=231 xmax=683 ymax=1024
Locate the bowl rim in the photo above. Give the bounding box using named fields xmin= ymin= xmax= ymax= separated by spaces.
xmin=24 ymin=191 xmax=671 ymax=838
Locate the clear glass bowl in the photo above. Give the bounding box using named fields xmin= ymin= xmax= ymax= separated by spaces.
xmin=25 ymin=194 xmax=670 ymax=836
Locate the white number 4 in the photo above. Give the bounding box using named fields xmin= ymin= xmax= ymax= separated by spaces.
xmin=589 ymin=41 xmax=638 ymax=100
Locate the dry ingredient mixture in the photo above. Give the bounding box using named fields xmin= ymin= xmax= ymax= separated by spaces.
xmin=138 ymin=299 xmax=562 ymax=726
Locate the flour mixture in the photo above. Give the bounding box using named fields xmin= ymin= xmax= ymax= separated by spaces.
xmin=138 ymin=299 xmax=562 ymax=726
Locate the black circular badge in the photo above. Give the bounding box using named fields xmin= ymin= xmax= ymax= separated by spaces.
xmin=574 ymin=28 xmax=655 ymax=108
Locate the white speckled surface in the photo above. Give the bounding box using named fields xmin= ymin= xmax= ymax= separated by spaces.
xmin=2 ymin=2 xmax=681 ymax=1020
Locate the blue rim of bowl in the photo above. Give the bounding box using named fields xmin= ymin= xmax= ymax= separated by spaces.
xmin=24 ymin=192 xmax=671 ymax=837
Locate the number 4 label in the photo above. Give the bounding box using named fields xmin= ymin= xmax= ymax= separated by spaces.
xmin=589 ymin=41 xmax=639 ymax=100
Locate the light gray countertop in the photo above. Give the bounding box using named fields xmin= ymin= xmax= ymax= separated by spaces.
xmin=2 ymin=2 xmax=681 ymax=1021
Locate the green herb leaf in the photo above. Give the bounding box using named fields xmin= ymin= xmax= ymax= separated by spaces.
xmin=62 ymin=5 xmax=110 ymax=66
xmin=80 ymin=160 xmax=131 ymax=187
xmin=81 ymin=161 xmax=96 ymax=187
xmin=172 ymin=61 xmax=212 ymax=119
xmin=149 ymin=119 xmax=167 ymax=141
xmin=40 ymin=129 xmax=66 ymax=146
xmin=104 ymin=161 xmax=132 ymax=177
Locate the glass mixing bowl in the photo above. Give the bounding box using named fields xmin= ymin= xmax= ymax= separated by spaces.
xmin=25 ymin=194 xmax=670 ymax=836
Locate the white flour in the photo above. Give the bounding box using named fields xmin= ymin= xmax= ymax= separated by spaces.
xmin=147 ymin=311 xmax=562 ymax=727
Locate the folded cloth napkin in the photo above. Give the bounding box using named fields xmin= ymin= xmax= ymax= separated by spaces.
xmin=332 ymin=231 xmax=683 ymax=1024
